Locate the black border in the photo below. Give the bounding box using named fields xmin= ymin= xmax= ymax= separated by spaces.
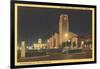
xmin=10 ymin=1 xmax=96 ymax=69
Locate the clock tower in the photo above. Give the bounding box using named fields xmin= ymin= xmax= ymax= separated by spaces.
xmin=59 ymin=14 xmax=69 ymax=45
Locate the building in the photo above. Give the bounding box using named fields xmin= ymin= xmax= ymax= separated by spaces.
xmin=59 ymin=14 xmax=69 ymax=45
xmin=47 ymin=14 xmax=78 ymax=49
xmin=33 ymin=38 xmax=47 ymax=50
xmin=78 ymin=35 xmax=92 ymax=49
xmin=47 ymin=33 xmax=59 ymax=49
xmin=53 ymin=33 xmax=59 ymax=48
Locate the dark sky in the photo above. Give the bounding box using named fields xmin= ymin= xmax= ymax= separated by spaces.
xmin=18 ymin=6 xmax=92 ymax=46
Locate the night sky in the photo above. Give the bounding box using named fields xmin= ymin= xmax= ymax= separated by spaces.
xmin=18 ymin=6 xmax=92 ymax=46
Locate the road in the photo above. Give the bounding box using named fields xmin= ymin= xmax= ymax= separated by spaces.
xmin=18 ymin=50 xmax=92 ymax=62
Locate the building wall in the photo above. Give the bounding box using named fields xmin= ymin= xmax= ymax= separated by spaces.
xmin=54 ymin=33 xmax=59 ymax=48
